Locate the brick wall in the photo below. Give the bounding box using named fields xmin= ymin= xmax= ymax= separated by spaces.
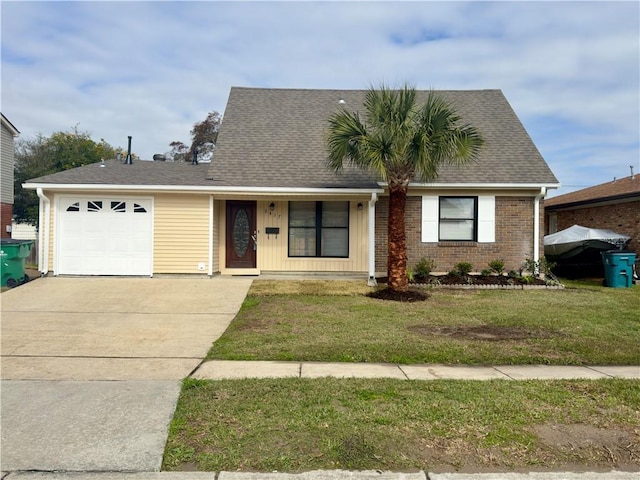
xmin=375 ymin=195 xmax=541 ymax=274
xmin=552 ymin=199 xmax=640 ymax=253
xmin=0 ymin=202 xmax=12 ymax=238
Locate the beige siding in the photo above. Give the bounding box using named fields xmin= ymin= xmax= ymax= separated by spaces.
xmin=219 ymin=198 xmax=369 ymax=274
xmin=1 ymin=124 xmax=15 ymax=204
xmin=154 ymin=194 xmax=210 ymax=274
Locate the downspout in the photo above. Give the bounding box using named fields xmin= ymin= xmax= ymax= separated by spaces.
xmin=533 ymin=187 xmax=546 ymax=265
xmin=367 ymin=192 xmax=378 ymax=286
xmin=36 ymin=188 xmax=50 ymax=275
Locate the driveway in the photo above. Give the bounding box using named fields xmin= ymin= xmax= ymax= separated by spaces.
xmin=1 ymin=276 xmax=253 ymax=380
xmin=0 ymin=276 xmax=253 ymax=472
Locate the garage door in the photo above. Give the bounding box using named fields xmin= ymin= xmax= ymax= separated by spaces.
xmin=57 ymin=196 xmax=153 ymax=275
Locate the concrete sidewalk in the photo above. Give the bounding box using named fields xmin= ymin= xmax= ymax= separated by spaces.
xmin=3 ymin=469 xmax=639 ymax=479
xmin=191 ymin=360 xmax=640 ymax=381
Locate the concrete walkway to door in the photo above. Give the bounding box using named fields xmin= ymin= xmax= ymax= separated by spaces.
xmin=0 ymin=275 xmax=253 ymax=472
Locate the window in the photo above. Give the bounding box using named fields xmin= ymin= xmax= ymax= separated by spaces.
xmin=66 ymin=202 xmax=80 ymax=212
xmin=87 ymin=201 xmax=103 ymax=212
xmin=422 ymin=195 xmax=495 ymax=243
xmin=439 ymin=197 xmax=477 ymax=241
xmin=111 ymin=201 xmax=126 ymax=213
xmin=289 ymin=201 xmax=349 ymax=257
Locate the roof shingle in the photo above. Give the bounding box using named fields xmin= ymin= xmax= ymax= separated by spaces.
xmin=545 ymin=175 xmax=640 ymax=208
xmin=208 ymin=87 xmax=559 ymax=188
xmin=26 ymin=159 xmax=212 ymax=186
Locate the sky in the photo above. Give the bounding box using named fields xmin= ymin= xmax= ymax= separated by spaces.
xmin=1 ymin=1 xmax=638 ymax=197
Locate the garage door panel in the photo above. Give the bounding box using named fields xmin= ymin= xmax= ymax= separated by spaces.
xmin=58 ymin=196 xmax=153 ymax=276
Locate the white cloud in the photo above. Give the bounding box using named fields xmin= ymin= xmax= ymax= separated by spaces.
xmin=2 ymin=0 xmax=638 ymax=196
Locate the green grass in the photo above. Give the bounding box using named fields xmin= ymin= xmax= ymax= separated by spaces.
xmin=207 ymin=280 xmax=640 ymax=365
xmin=163 ymin=377 xmax=640 ymax=472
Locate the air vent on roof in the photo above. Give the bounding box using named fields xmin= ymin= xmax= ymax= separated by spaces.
xmin=153 ymin=154 xmax=166 ymax=162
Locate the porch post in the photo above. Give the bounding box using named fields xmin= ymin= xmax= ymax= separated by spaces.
xmin=208 ymin=195 xmax=214 ymax=276
xmin=533 ymin=187 xmax=546 ymax=266
xmin=367 ymin=192 xmax=378 ymax=286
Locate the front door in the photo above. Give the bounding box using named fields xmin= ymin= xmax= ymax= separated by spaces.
xmin=226 ymin=201 xmax=257 ymax=269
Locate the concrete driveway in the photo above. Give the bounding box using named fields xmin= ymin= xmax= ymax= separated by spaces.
xmin=1 ymin=276 xmax=253 ymax=380
xmin=1 ymin=276 xmax=253 ymax=472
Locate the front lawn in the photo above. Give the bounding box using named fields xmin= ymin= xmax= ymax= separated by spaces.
xmin=208 ymin=280 xmax=640 ymax=365
xmin=163 ymin=377 xmax=640 ymax=472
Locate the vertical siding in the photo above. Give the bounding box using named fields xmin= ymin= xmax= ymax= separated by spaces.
xmin=153 ymin=194 xmax=210 ymax=274
xmin=253 ymin=199 xmax=369 ymax=273
xmin=1 ymin=124 xmax=15 ymax=205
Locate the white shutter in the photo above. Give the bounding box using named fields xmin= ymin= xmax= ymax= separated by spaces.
xmin=421 ymin=196 xmax=438 ymax=242
xmin=477 ymin=196 xmax=495 ymax=243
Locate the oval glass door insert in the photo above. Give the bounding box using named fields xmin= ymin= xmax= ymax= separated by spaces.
xmin=233 ymin=208 xmax=250 ymax=257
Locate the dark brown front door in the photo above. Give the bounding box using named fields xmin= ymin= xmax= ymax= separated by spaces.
xmin=226 ymin=201 xmax=257 ymax=269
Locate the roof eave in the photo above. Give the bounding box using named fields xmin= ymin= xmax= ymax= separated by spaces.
xmin=545 ymin=191 xmax=640 ymax=210
xmin=401 ymin=182 xmax=561 ymax=190
xmin=1 ymin=113 xmax=20 ymax=136
xmin=23 ymin=182 xmax=385 ymax=196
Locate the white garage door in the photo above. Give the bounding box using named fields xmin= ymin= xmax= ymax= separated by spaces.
xmin=57 ymin=196 xmax=153 ymax=275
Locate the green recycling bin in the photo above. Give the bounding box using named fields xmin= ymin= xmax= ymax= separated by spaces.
xmin=1 ymin=239 xmax=34 ymax=288
xmin=601 ymin=250 xmax=636 ymax=288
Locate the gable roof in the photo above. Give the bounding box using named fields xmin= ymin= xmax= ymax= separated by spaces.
xmin=1 ymin=113 xmax=20 ymax=136
xmin=545 ymin=174 xmax=640 ymax=209
xmin=208 ymin=87 xmax=559 ymax=189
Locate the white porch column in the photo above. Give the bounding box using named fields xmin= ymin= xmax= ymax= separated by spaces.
xmin=367 ymin=192 xmax=378 ymax=286
xmin=208 ymin=195 xmax=214 ymax=276
xmin=533 ymin=187 xmax=546 ymax=264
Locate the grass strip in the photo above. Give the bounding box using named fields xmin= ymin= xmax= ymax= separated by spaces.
xmin=163 ymin=377 xmax=640 ymax=472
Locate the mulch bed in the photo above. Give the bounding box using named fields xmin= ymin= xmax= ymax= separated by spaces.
xmin=369 ymin=274 xmax=553 ymax=302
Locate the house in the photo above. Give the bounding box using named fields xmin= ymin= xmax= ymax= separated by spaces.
xmin=545 ymin=174 xmax=640 ymax=253
xmin=1 ymin=113 xmax=20 ymax=238
xmin=24 ymin=87 xmax=559 ymax=283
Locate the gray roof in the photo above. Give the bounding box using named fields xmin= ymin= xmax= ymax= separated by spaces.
xmin=208 ymin=87 xmax=558 ymax=188
xmin=26 ymin=159 xmax=213 ymax=186
xmin=28 ymin=87 xmax=558 ymax=190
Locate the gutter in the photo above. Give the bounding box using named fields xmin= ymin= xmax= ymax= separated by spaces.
xmin=36 ymin=188 xmax=50 ymax=275
xmin=395 ymin=182 xmax=561 ymax=190
xmin=367 ymin=192 xmax=378 ymax=286
xmin=23 ymin=183 xmax=385 ymax=196
xmin=533 ymin=187 xmax=546 ymax=266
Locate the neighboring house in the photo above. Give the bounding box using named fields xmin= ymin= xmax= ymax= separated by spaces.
xmin=545 ymin=174 xmax=640 ymax=253
xmin=1 ymin=113 xmax=20 ymax=238
xmin=24 ymin=87 xmax=559 ymax=282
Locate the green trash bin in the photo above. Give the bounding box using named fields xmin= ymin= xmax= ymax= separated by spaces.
xmin=602 ymin=250 xmax=636 ymax=288
xmin=1 ymin=239 xmax=34 ymax=288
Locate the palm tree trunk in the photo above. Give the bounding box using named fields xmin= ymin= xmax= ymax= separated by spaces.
xmin=387 ymin=186 xmax=408 ymax=292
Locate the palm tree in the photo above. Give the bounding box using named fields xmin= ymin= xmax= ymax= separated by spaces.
xmin=326 ymin=84 xmax=484 ymax=293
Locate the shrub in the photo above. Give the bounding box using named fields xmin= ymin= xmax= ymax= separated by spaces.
xmin=521 ymin=257 xmax=557 ymax=278
xmin=452 ymin=262 xmax=473 ymax=277
xmin=407 ymin=267 xmax=414 ymax=283
xmin=480 ymin=268 xmax=492 ymax=277
xmin=414 ymin=257 xmax=435 ymax=280
xmin=488 ymin=259 xmax=505 ymax=276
